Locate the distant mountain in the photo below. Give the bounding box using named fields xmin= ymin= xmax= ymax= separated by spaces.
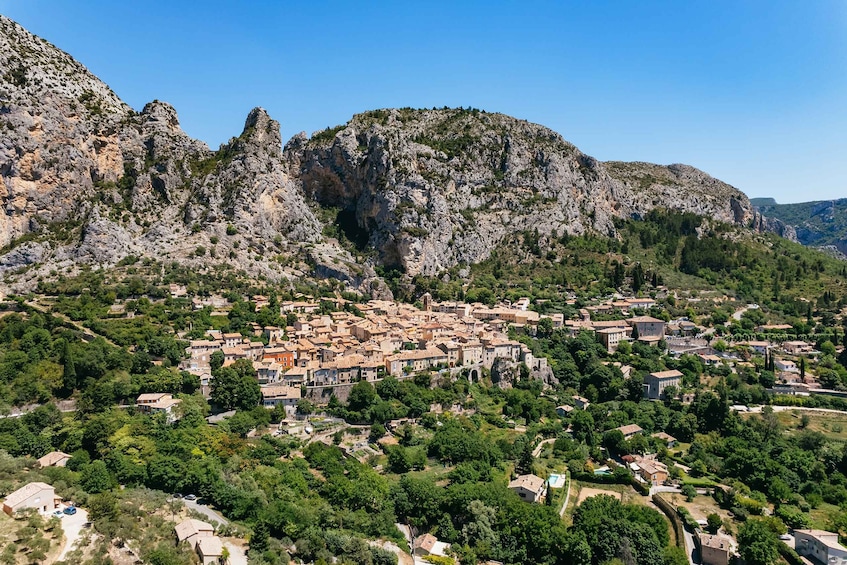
xmin=0 ymin=14 xmax=793 ymax=293
xmin=750 ymin=197 xmax=777 ymax=207
xmin=752 ymin=198 xmax=847 ymax=255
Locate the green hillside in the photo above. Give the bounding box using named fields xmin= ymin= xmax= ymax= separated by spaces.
xmin=754 ymin=198 xmax=847 ymax=252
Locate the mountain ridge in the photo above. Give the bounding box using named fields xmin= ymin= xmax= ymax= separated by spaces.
xmin=0 ymin=14 xmax=796 ymax=294
xmin=753 ymin=197 xmax=847 ymax=256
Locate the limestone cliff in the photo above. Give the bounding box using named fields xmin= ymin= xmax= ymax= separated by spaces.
xmin=0 ymin=15 xmax=794 ymax=293
xmin=292 ymin=108 xmax=767 ymax=276
xmin=0 ymin=15 xmax=381 ymax=294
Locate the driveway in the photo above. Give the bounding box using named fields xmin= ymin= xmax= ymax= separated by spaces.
xmin=181 ymin=498 xmax=229 ymax=527
xmin=223 ymin=539 xmax=248 ymax=565
xmin=56 ymin=507 xmax=89 ymax=562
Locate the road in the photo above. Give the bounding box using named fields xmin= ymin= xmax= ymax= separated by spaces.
xmin=24 ymin=300 xmax=119 ymax=347
xmin=181 ymin=498 xmax=229 ymax=527
xmin=532 ymin=438 xmax=555 ymax=458
xmin=56 ymin=507 xmax=89 ymax=563
xmin=682 ymin=525 xmax=697 ymax=565
xmin=223 ymin=540 xmax=248 ymax=565
xmin=734 ymin=405 xmax=847 ymax=416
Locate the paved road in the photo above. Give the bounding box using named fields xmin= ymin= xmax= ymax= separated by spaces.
xmin=223 ymin=540 xmax=248 ymax=565
xmin=56 ymin=507 xmax=89 ymax=563
xmin=735 ymin=405 xmax=847 ymax=416
xmin=682 ymin=526 xmax=697 ymax=565
xmin=181 ymin=498 xmax=229 ymax=527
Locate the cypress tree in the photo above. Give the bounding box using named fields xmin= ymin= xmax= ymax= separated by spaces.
xmin=61 ymin=339 xmax=77 ymax=391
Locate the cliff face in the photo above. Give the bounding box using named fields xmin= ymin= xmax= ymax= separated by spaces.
xmin=0 ymin=15 xmax=793 ymax=292
xmin=292 ymin=108 xmax=763 ymax=276
xmin=0 ymin=15 xmax=384 ymax=293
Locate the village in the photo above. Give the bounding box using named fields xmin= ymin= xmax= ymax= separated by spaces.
xmin=171 ymin=287 xmax=832 ymax=421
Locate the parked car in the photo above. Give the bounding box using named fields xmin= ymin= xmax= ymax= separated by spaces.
xmin=173 ymin=493 xmax=183 ymax=499
xmin=63 ymin=506 xmax=77 ymax=515
xmin=185 ymin=494 xmax=197 ymax=501
xmin=53 ymin=510 xmax=64 ymax=518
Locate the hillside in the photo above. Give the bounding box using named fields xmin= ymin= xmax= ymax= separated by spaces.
xmin=753 ymin=197 xmax=847 ymax=255
xmin=0 ymin=14 xmax=792 ymax=295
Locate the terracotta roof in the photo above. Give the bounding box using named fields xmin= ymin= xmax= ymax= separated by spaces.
xmin=174 ymin=519 xmax=214 ymax=542
xmin=37 ymin=451 xmax=71 ymax=467
xmin=196 ymin=536 xmax=224 ymax=556
xmin=628 ymin=316 xmax=664 ymax=323
xmin=649 ymin=370 xmax=683 ymax=379
xmin=615 ymin=424 xmax=644 ymax=436
xmin=4 ymin=482 xmax=54 ymax=508
xmin=508 ymin=474 xmax=546 ymax=494
xmin=415 ymin=533 xmax=438 ymax=552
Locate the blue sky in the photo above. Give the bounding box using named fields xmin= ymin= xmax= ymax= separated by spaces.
xmin=3 ymin=0 xmax=846 ymax=203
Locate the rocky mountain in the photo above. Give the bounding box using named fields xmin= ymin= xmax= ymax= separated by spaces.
xmin=295 ymin=108 xmax=785 ymax=275
xmin=753 ymin=197 xmax=847 ymax=256
xmin=0 ymin=15 xmax=790 ymax=294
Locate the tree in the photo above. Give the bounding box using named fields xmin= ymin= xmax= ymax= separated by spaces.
xmin=681 ymin=484 xmax=697 ymax=502
xmin=369 ymin=423 xmax=386 ymax=443
xmin=296 ymin=399 xmax=314 ymax=415
xmin=516 ymin=440 xmax=535 ymax=475
xmin=738 ymin=519 xmax=780 ymax=565
xmin=81 ymin=460 xmax=116 ymax=494
xmin=210 ymin=350 xmax=224 ymax=372
xmin=211 ymin=360 xmax=261 ymax=410
xmin=537 ymin=317 xmax=553 ymax=338
xmin=250 ymin=521 xmax=270 ymax=553
xmin=706 ymin=513 xmax=722 ymax=534
xmin=347 ymin=381 xmax=377 ymax=413
xmin=60 ymin=339 xmax=77 ymax=392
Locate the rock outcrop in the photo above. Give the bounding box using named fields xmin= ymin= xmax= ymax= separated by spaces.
xmin=0 ymin=15 xmax=796 ymax=292
xmin=293 ymin=109 xmax=768 ymax=276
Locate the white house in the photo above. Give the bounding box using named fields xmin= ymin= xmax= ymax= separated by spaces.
xmin=508 ymin=474 xmax=547 ymax=503
xmin=794 ymin=530 xmax=847 ymax=565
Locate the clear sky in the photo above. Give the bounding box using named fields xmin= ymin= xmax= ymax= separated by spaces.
xmin=2 ymin=0 xmax=846 ymax=203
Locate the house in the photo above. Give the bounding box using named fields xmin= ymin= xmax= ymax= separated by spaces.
xmin=508 ymin=474 xmax=547 ymax=503
xmin=37 ymin=451 xmax=72 ymax=468
xmin=775 ymin=358 xmax=799 ymax=373
xmin=196 ymin=536 xmax=224 ymax=565
xmin=644 ymin=370 xmax=683 ymax=400
xmin=222 ymin=333 xmax=243 ymax=348
xmin=651 ymin=432 xmax=677 ymax=448
xmin=794 ymin=529 xmax=847 ymax=565
xmin=556 ymin=405 xmax=574 ymax=417
xmin=596 ymin=327 xmax=628 ymax=353
xmin=136 ymin=393 xmax=182 ymax=422
xmin=261 ymin=384 xmax=301 ymax=414
xmin=413 ymin=533 xmax=450 ymax=558
xmin=572 ymin=395 xmax=590 ymax=410
xmin=175 ymin=518 xmax=215 ymax=545
xmin=784 ymin=340 xmax=814 ymax=355
xmin=745 ymin=341 xmax=770 ymax=355
xmin=615 ymin=424 xmax=644 ymax=440
xmin=699 ymin=533 xmax=732 ymax=565
xmin=627 ymin=316 xmax=666 ymax=343
xmin=633 ymin=456 xmax=668 ymax=486
xmin=3 ymin=482 xmax=59 ymax=515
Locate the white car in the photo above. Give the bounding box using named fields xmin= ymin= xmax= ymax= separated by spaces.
xmin=779 ymin=534 xmax=792 ymax=540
